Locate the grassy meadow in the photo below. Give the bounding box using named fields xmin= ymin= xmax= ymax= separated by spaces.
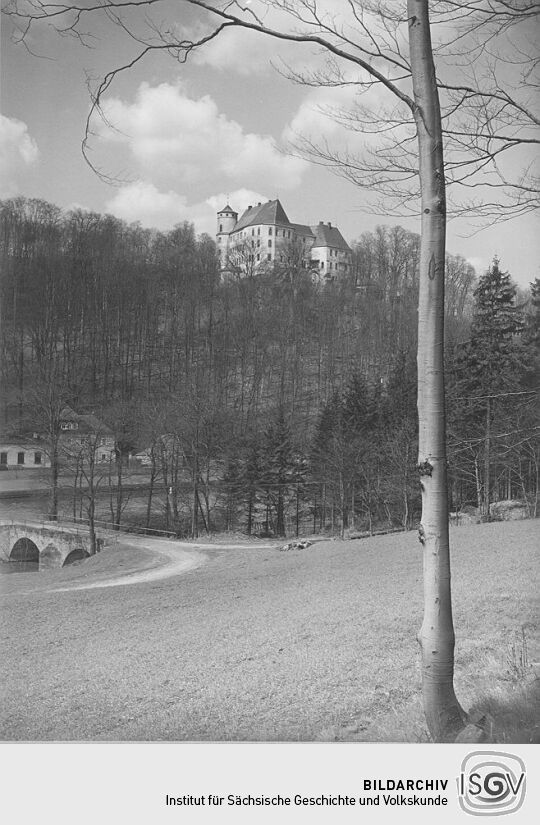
xmin=1 ymin=519 xmax=538 ymax=742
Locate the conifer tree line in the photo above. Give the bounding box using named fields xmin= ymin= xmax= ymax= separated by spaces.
xmin=1 ymin=196 xmax=538 ymax=536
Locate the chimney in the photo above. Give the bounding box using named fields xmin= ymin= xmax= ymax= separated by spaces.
xmin=247 ymin=205 xmax=252 ymax=210
xmin=319 ymin=221 xmax=324 ymax=225
xmin=257 ymin=202 xmax=262 ymax=206
xmin=327 ymin=222 xmax=332 ymax=227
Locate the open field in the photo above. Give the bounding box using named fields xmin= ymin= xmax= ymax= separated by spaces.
xmin=1 ymin=520 xmax=538 ymax=742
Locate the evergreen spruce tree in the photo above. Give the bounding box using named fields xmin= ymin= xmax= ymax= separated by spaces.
xmin=522 ymin=278 xmax=540 ymax=385
xmin=310 ymin=393 xmax=341 ymax=532
xmin=241 ymin=441 xmax=262 ymax=536
xmin=221 ymin=456 xmax=244 ymax=532
xmin=380 ymin=352 xmax=419 ymax=528
xmin=342 ymin=373 xmax=374 ymax=434
xmin=449 ymin=258 xmax=524 ymax=516
xmin=260 ymin=409 xmax=297 ymax=537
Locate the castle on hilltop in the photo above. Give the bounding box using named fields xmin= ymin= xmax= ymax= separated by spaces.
xmin=216 ymin=199 xmax=352 ymax=280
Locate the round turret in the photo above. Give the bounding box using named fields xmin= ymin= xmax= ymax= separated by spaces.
xmin=216 ymin=204 xmax=238 ymax=271
xmin=217 ymin=204 xmax=237 ymax=236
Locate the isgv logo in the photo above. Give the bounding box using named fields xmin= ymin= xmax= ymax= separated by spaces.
xmin=458 ymin=751 xmax=526 ymax=816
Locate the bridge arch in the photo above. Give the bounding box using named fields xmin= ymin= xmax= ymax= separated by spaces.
xmin=63 ymin=548 xmax=90 ymax=566
xmin=41 ymin=542 xmax=62 ymax=568
xmin=10 ymin=537 xmax=39 ymax=564
xmin=0 ymin=522 xmax=98 ymax=568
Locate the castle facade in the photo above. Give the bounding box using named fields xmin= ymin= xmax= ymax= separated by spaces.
xmin=216 ymin=199 xmax=352 ymax=280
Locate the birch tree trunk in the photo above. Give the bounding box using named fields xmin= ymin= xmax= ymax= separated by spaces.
xmin=408 ymin=0 xmax=465 ymax=741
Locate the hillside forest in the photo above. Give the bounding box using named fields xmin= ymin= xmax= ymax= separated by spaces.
xmin=1 ymin=197 xmax=538 ymax=538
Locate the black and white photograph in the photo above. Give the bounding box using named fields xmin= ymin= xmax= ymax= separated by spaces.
xmin=0 ymin=1 xmax=539 ymax=821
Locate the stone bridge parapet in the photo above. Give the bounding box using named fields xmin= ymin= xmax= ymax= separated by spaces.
xmin=0 ymin=521 xmax=101 ymax=569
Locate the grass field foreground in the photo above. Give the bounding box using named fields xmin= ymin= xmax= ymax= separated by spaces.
xmin=1 ymin=520 xmax=538 ymax=742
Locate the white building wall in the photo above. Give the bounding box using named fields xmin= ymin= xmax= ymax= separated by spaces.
xmin=219 ymin=206 xmax=351 ymax=278
xmin=0 ymin=445 xmax=50 ymax=468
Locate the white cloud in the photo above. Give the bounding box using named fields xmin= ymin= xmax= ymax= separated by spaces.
xmin=207 ymin=189 xmax=269 ymax=214
xmin=105 ymin=183 xmax=192 ymax=231
xmin=190 ymin=24 xmax=320 ymax=76
xmin=98 ymin=82 xmax=307 ymax=192
xmin=0 ymin=115 xmax=39 ymax=197
xmin=284 ymin=86 xmax=359 ymax=143
xmin=105 ymin=183 xmax=269 ymax=234
xmin=191 ymin=26 xmax=285 ymax=75
xmin=186 ymin=1 xmax=392 ymax=76
xmin=283 ymin=81 xmax=408 ymax=142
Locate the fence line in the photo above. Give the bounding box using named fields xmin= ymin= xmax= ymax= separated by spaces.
xmin=26 ymin=513 xmax=177 ymax=539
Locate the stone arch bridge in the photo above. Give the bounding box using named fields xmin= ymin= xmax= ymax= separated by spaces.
xmin=0 ymin=521 xmax=102 ymax=569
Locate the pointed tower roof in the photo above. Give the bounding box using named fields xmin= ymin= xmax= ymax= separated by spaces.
xmin=218 ymin=203 xmax=237 ymax=214
xmin=234 ymin=199 xmax=290 ymax=231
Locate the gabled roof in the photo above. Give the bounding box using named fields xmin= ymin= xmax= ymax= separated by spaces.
xmin=59 ymin=405 xmax=78 ymax=421
xmin=311 ymin=223 xmax=352 ymax=252
xmin=60 ymin=407 xmax=114 ymax=437
xmin=218 ymin=204 xmax=237 ymax=215
xmin=0 ymin=436 xmax=47 ymax=448
xmin=291 ymin=223 xmax=315 ymax=238
xmin=78 ymin=413 xmax=114 ymax=437
xmin=233 ymin=199 xmax=291 ymax=232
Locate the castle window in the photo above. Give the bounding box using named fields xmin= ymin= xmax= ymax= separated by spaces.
xmin=34 ymin=452 xmax=42 ymax=465
xmin=269 ymin=227 xmax=272 ymax=236
xmin=268 ymin=240 xmax=272 ymax=247
xmin=17 ymin=452 xmax=25 ymax=465
xmin=257 ymin=228 xmax=261 ymax=235
xmin=219 ymin=224 xmax=223 ymax=232
xmin=257 ymin=239 xmax=260 ymax=247
xmin=267 ymin=253 xmax=271 ymax=261
xmin=0 ymin=452 xmax=7 ymax=465
xmin=252 ymin=229 xmax=255 ymax=236
xmin=257 ymin=253 xmax=260 ymax=261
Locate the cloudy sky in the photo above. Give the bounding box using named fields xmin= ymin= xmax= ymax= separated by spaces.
xmin=1 ymin=1 xmax=538 ymax=286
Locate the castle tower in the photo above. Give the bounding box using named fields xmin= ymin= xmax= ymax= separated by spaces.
xmin=216 ymin=203 xmax=238 ymax=269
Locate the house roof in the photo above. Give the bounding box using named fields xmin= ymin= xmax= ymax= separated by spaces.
xmin=0 ymin=438 xmax=47 ymax=449
xmin=291 ymin=223 xmax=315 ymax=238
xmin=233 ymin=199 xmax=291 ymax=232
xmin=60 ymin=407 xmax=114 ymax=437
xmin=311 ymin=222 xmax=352 ymax=252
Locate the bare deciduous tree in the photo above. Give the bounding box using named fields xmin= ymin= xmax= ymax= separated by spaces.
xmin=4 ymin=0 xmax=538 ymax=741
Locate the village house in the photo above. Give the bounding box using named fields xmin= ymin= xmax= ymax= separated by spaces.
xmin=0 ymin=437 xmax=50 ymax=470
xmin=216 ymin=199 xmax=352 ymax=279
xmin=58 ymin=407 xmax=116 ymax=463
xmin=0 ymin=407 xmax=115 ymax=470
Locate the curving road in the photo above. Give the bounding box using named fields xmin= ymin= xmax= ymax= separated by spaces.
xmin=50 ymin=534 xmax=277 ymax=591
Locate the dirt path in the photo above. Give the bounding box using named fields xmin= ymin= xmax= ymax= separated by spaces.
xmin=50 ymin=535 xmax=276 ymax=592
